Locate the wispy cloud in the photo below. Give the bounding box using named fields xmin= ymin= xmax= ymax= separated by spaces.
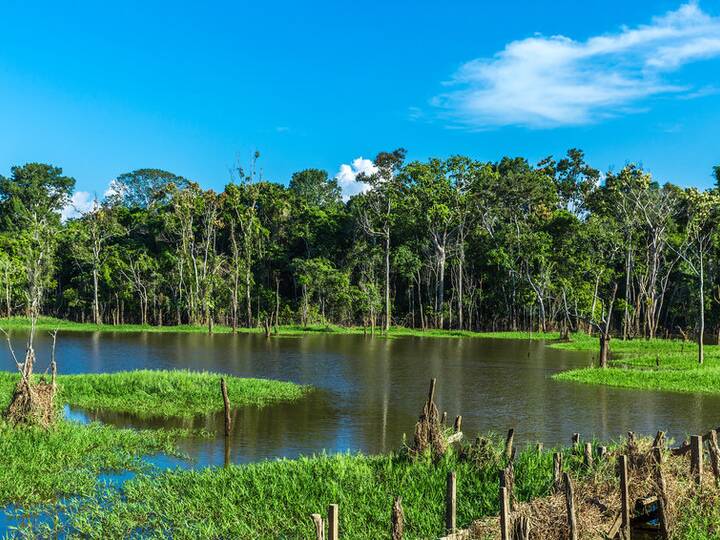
xmin=61 ymin=191 xmax=97 ymax=221
xmin=334 ymin=157 xmax=378 ymax=200
xmin=432 ymin=2 xmax=720 ymax=128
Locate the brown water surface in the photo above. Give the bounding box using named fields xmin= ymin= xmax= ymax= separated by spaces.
xmin=2 ymin=331 xmax=718 ymax=467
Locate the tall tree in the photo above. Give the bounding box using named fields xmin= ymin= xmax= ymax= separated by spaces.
xmin=357 ymin=149 xmax=406 ymax=332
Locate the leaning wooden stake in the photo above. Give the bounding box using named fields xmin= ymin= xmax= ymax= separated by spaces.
xmin=445 ymin=471 xmax=456 ymax=534
xmin=391 ymin=496 xmax=403 ymax=540
xmin=311 ymin=513 xmax=325 ymax=540
xmin=571 ymin=433 xmax=580 ymax=450
xmin=453 ymin=415 xmax=462 ymax=433
xmin=653 ymin=447 xmax=670 ymax=540
xmin=619 ymin=454 xmax=630 ymax=539
xmin=707 ymin=430 xmax=720 ymax=485
xmin=328 ymin=504 xmax=339 ymax=540
xmin=499 ymin=486 xmax=511 ymax=540
xmin=563 ymin=472 xmax=578 ymax=540
xmin=220 ymin=377 xmax=232 ymax=436
xmin=553 ymin=452 xmax=563 ymax=493
xmin=691 ymin=435 xmax=703 ymax=486
xmin=504 ymin=428 xmax=515 ymax=460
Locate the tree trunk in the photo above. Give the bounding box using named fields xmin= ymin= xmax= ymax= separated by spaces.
xmin=92 ymin=268 xmax=100 ymax=325
xmin=599 ymin=334 xmax=610 ymax=368
xmin=699 ymin=250 xmax=705 ymax=365
xmin=384 ymin=231 xmax=391 ymax=332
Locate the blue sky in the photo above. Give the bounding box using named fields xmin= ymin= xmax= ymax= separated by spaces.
xmin=1 ymin=0 xmax=719 ymax=209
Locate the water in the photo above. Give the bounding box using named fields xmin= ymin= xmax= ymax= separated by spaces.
xmin=2 ymin=330 xmax=720 ymax=467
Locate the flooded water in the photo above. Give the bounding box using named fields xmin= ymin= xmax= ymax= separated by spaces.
xmin=2 ymin=331 xmax=720 ymax=467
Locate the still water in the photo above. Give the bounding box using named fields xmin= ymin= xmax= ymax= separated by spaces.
xmin=2 ymin=331 xmax=719 ymax=467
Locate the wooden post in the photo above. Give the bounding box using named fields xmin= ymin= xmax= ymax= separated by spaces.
xmin=691 ymin=435 xmax=703 ymax=485
xmin=563 ymin=472 xmax=578 ymax=540
xmin=584 ymin=442 xmax=593 ymax=468
xmin=499 ymin=486 xmax=511 ymax=540
xmin=391 ymin=496 xmax=403 ymax=540
xmin=513 ymin=516 xmax=530 ymax=540
xmin=652 ymin=430 xmax=666 ymax=449
xmin=328 ymin=504 xmax=339 ymax=540
xmin=445 ymin=471 xmax=456 ymax=533
xmin=427 ymin=378 xmax=437 ymax=404
xmin=571 ymin=432 xmax=580 ymax=450
xmin=553 ymin=452 xmax=563 ymax=492
xmin=499 ymin=463 xmax=515 ymax=511
xmin=505 ymin=428 xmax=515 ymax=460
xmin=220 ymin=377 xmax=232 ymax=436
xmin=442 ymin=411 xmax=447 ymax=425
xmin=619 ymin=455 xmax=630 ymax=539
xmin=598 ymin=446 xmax=607 ymax=459
xmin=453 ymin=415 xmax=462 ymax=433
xmin=536 ymin=442 xmax=543 ymax=454
xmin=311 ymin=514 xmax=324 ymax=540
xmin=653 ymin=448 xmax=670 ymax=540
xmin=707 ymin=430 xmax=720 ymax=484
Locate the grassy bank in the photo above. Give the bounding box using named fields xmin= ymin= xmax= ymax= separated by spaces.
xmin=0 ymin=316 xmax=554 ymax=339
xmin=552 ymin=334 xmax=720 ymax=395
xmin=17 ymin=437 xmax=580 ymax=539
xmin=0 ymin=370 xmax=311 ymax=419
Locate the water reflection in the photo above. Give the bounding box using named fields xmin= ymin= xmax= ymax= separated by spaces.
xmin=2 ymin=330 xmax=720 ymax=466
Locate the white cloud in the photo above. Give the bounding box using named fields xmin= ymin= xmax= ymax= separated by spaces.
xmin=334 ymin=157 xmax=378 ymax=200
xmin=61 ymin=191 xmax=97 ymax=221
xmin=432 ymin=2 xmax=720 ymax=128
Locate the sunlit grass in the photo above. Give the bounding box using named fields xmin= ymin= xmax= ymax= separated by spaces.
xmin=0 ymin=370 xmax=310 ymax=419
xmin=21 ymin=437 xmax=600 ymax=539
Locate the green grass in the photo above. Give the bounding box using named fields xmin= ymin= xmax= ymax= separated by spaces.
xmin=0 ymin=419 xmax=196 ymax=506
xmin=17 ymin=437 xmax=600 ymax=539
xmin=0 ymin=316 xmax=571 ymax=340
xmin=0 ymin=370 xmax=310 ymax=419
xmin=551 ymin=334 xmax=720 ymax=395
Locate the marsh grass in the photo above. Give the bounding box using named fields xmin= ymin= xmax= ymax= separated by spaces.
xmin=0 ymin=419 xmax=194 ymax=506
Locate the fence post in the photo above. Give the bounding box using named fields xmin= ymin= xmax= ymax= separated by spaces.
xmin=311 ymin=513 xmax=324 ymax=540
xmin=505 ymin=428 xmax=515 ymax=460
xmin=619 ymin=455 xmax=630 ymax=539
xmin=446 ymin=471 xmax=456 ymax=534
xmin=391 ymin=496 xmax=403 ymax=540
xmin=453 ymin=415 xmax=462 ymax=433
xmin=499 ymin=486 xmax=511 ymax=540
xmin=584 ymin=442 xmax=593 ymax=468
xmin=691 ymin=435 xmax=703 ymax=486
xmin=553 ymin=452 xmax=563 ymax=493
xmin=653 ymin=447 xmax=670 ymax=539
xmin=571 ymin=433 xmax=580 ymax=450
xmin=708 ymin=430 xmax=720 ymax=485
xmin=328 ymin=504 xmax=339 ymax=540
xmin=563 ymin=472 xmax=578 ymax=540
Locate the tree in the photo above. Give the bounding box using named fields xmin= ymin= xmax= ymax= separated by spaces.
xmin=356 ymin=149 xmax=406 ymax=332
xmin=109 ymin=169 xmax=189 ymax=209
xmin=0 ymin=163 xmax=75 ymax=230
xmin=68 ymin=200 xmax=126 ymax=324
xmin=675 ymin=188 xmax=720 ymax=364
